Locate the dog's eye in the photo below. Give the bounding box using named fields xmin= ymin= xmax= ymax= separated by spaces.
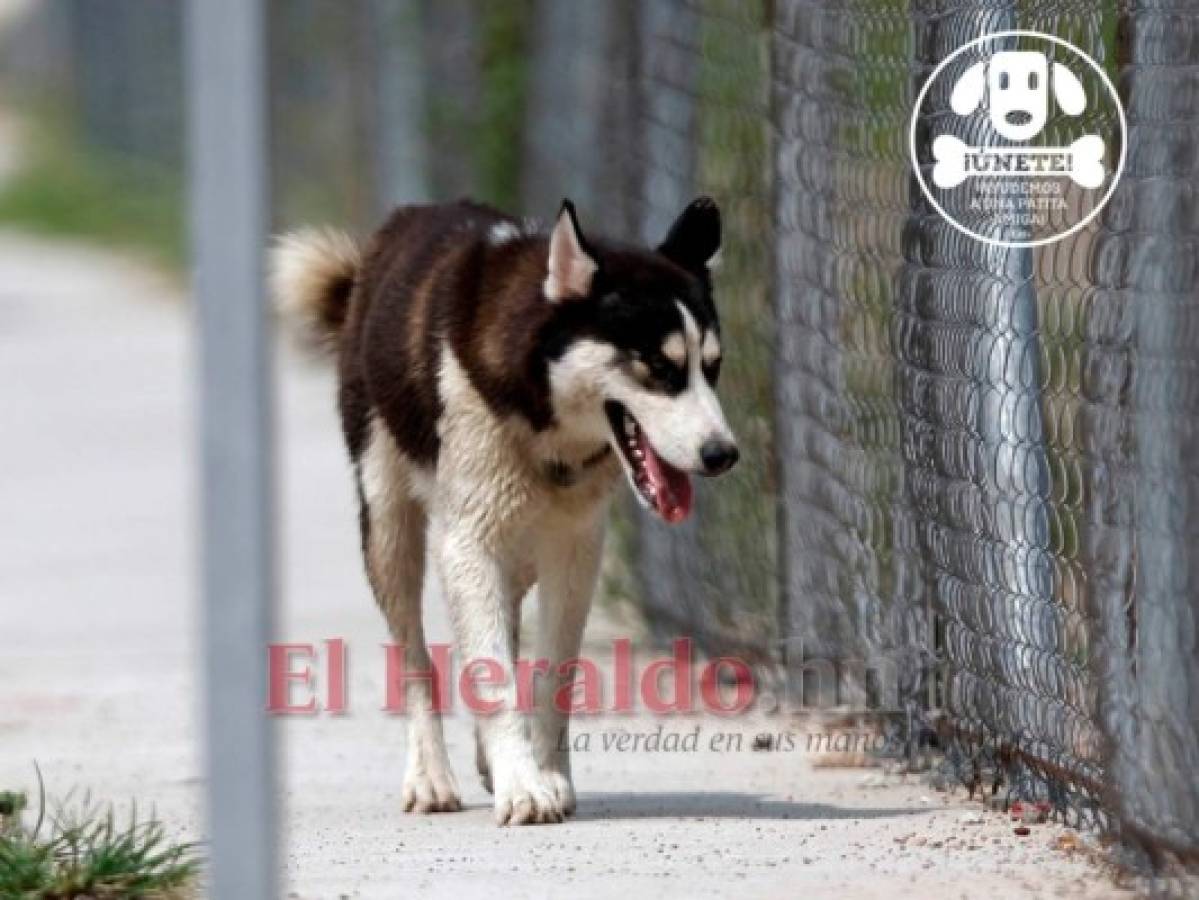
xmin=637 ymin=353 xmax=686 ymax=392
xmin=1028 ymin=72 xmax=1038 ymax=90
xmin=650 ymin=355 xmax=679 ymax=377
xmin=999 ymin=72 xmax=1009 ymax=90
xmin=703 ymin=356 xmax=722 ymax=385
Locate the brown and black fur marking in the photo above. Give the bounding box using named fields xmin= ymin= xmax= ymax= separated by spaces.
xmin=333 ymin=199 xmax=718 ymax=474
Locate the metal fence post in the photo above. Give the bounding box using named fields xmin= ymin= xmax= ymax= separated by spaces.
xmin=186 ymin=0 xmax=277 ymax=896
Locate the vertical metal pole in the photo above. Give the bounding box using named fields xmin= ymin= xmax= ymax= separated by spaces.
xmin=186 ymin=1 xmax=276 ymax=897
xmin=367 ymin=0 xmax=431 ymax=215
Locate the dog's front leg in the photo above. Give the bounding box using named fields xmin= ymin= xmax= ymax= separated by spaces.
xmin=433 ymin=519 xmax=567 ymax=825
xmin=530 ymin=517 xmax=605 ymax=816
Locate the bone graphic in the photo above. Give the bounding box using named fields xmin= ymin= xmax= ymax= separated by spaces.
xmin=932 ymin=134 xmax=1105 ymax=189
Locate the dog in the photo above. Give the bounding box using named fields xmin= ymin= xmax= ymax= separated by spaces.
xmin=272 ymin=197 xmax=738 ymax=825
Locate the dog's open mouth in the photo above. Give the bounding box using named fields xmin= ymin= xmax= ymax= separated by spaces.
xmin=605 ymin=400 xmax=693 ymax=524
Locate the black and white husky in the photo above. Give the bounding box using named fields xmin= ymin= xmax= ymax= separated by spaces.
xmin=273 ymin=197 xmax=738 ymax=825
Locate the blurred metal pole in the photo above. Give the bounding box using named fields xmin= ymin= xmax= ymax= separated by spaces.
xmin=186 ymin=0 xmax=277 ymax=897
xmin=366 ymin=0 xmax=430 ymax=214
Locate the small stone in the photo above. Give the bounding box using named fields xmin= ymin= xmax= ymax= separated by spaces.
xmin=1054 ymin=832 xmax=1080 ymax=853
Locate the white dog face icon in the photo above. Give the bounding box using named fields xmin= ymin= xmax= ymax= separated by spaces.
xmin=951 ymin=50 xmax=1086 ymax=141
xmin=911 ymin=31 xmax=1126 ymax=248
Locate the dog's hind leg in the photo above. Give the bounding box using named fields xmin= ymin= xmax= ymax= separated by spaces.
xmin=359 ymin=423 xmax=460 ymax=813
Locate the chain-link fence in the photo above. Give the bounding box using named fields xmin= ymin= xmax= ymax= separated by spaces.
xmin=1087 ymin=1 xmax=1199 ymax=869
xmin=637 ymin=0 xmax=1198 ymax=880
xmin=767 ymin=0 xmax=1197 ymax=878
xmin=5 ymin=0 xmax=1196 ymax=880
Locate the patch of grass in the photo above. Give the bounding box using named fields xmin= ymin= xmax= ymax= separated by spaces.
xmin=0 ymin=770 xmax=200 ymax=899
xmin=0 ymin=118 xmax=184 ymax=270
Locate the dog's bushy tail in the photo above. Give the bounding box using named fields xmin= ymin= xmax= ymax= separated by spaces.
xmin=270 ymin=228 xmax=361 ymax=350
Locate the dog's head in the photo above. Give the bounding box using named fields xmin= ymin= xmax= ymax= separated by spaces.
xmin=950 ymin=50 xmax=1086 ymax=142
xmin=540 ymin=197 xmax=737 ymax=524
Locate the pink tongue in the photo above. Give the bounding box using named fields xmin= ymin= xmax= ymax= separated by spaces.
xmin=638 ymin=433 xmax=694 ymax=524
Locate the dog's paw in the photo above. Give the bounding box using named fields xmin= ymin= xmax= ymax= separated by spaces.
xmin=402 ymin=765 xmax=462 ymax=814
xmin=542 ymin=769 xmax=576 ymax=816
xmin=493 ymin=767 xmax=567 ymax=825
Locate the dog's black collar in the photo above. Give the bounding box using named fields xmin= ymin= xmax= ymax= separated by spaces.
xmin=542 ymin=445 xmax=612 ymax=488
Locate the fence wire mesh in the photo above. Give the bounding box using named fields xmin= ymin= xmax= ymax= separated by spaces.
xmin=766 ymin=0 xmax=1198 ymax=877
xmin=640 ymin=0 xmax=1199 ymax=877
xmin=1089 ymin=1 xmax=1199 ymax=868
xmin=632 ymin=0 xmax=778 ymax=664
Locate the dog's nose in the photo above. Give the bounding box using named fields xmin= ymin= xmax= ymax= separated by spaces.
xmin=699 ymin=439 xmax=739 ymax=476
xmin=1005 ymin=110 xmax=1032 ymax=126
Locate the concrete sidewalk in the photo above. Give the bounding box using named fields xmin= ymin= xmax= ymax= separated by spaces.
xmin=0 ymin=231 xmax=1126 ymax=898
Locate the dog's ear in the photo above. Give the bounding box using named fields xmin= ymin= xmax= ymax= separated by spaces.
xmin=950 ymin=60 xmax=986 ymax=116
xmin=658 ymin=196 xmax=721 ymax=274
xmin=1052 ymin=62 xmax=1086 ymax=115
xmin=544 ymin=199 xmax=597 ymax=302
